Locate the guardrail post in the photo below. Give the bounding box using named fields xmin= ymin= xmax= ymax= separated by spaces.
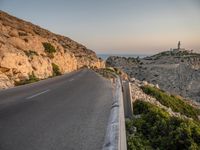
xmin=122 ymin=81 xmax=133 ymax=118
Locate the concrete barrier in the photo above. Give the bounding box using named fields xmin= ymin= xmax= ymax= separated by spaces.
xmin=102 ymin=77 xmax=127 ymax=150
xmin=122 ymin=81 xmax=133 ymax=118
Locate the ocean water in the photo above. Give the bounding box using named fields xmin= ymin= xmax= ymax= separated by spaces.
xmin=97 ymin=54 xmax=149 ymax=60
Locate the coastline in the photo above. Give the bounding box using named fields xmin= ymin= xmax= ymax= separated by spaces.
xmin=97 ymin=54 xmax=149 ymax=60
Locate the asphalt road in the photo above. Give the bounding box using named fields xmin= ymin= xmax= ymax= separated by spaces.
xmin=0 ymin=69 xmax=113 ymax=150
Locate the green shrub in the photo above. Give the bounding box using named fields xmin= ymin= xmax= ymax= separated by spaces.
xmin=94 ymin=68 xmax=117 ymax=79
xmin=104 ymin=67 xmax=122 ymax=76
xmin=127 ymin=133 xmax=153 ymax=150
xmin=15 ymin=72 xmax=39 ymax=86
xmin=126 ymin=100 xmax=200 ymax=150
xmin=52 ymin=63 xmax=61 ymax=76
xmin=42 ymin=42 xmax=56 ymax=53
xmin=141 ymin=85 xmax=200 ymax=120
xmin=24 ymin=50 xmax=39 ymax=57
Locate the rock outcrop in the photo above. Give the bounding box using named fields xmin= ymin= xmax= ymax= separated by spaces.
xmin=106 ymin=50 xmax=200 ymax=103
xmin=0 ymin=11 xmax=104 ymax=89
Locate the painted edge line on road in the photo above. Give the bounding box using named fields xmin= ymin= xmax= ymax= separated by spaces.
xmin=26 ymin=89 xmax=50 ymax=99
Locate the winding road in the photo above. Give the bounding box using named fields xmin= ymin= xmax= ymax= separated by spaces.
xmin=0 ymin=69 xmax=113 ymax=150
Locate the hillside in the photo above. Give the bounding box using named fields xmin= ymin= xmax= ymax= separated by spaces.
xmin=0 ymin=11 xmax=104 ymax=89
xmin=106 ymin=50 xmax=200 ymax=103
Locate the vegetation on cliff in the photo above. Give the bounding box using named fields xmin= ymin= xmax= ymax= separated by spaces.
xmin=141 ymin=85 xmax=200 ymax=120
xmin=126 ymin=100 xmax=200 ymax=150
xmin=93 ymin=67 xmax=129 ymax=80
xmin=42 ymin=42 xmax=56 ymax=53
xmin=148 ymin=50 xmax=200 ymax=60
xmin=52 ymin=63 xmax=62 ymax=76
xmin=15 ymin=72 xmax=39 ymax=86
xmin=24 ymin=50 xmax=39 ymax=57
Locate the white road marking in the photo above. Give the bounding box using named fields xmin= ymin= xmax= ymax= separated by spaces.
xmin=26 ymin=89 xmax=50 ymax=99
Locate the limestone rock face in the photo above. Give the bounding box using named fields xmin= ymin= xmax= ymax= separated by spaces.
xmin=31 ymin=55 xmax=52 ymax=78
xmin=0 ymin=11 xmax=104 ymax=89
xmin=106 ymin=51 xmax=200 ymax=103
xmin=0 ymin=71 xmax=14 ymax=89
xmin=52 ymin=51 xmax=77 ymax=73
xmin=0 ymin=46 xmax=33 ymax=81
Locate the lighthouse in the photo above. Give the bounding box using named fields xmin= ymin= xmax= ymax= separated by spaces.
xmin=178 ymin=41 xmax=181 ymax=50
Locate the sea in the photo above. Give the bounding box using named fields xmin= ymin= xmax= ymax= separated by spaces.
xmin=97 ymin=54 xmax=149 ymax=61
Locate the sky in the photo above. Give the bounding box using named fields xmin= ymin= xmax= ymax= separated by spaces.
xmin=0 ymin=0 xmax=200 ymax=54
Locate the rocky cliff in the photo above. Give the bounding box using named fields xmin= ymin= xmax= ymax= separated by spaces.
xmin=106 ymin=50 xmax=200 ymax=103
xmin=0 ymin=11 xmax=104 ymax=89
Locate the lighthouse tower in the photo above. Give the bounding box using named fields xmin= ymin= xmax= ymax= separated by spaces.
xmin=178 ymin=41 xmax=181 ymax=50
xmin=173 ymin=41 xmax=186 ymax=53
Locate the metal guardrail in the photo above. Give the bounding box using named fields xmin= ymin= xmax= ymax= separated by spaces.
xmin=102 ymin=77 xmax=127 ymax=150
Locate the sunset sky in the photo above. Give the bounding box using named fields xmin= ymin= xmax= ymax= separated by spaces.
xmin=0 ymin=0 xmax=200 ymax=54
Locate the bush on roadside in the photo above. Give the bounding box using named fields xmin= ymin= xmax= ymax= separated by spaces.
xmin=15 ymin=72 xmax=39 ymax=86
xmin=126 ymin=100 xmax=200 ymax=150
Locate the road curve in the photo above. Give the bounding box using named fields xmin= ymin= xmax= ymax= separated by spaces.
xmin=0 ymin=69 xmax=113 ymax=150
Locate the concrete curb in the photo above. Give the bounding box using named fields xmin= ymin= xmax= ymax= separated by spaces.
xmin=102 ymin=77 xmax=127 ymax=150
